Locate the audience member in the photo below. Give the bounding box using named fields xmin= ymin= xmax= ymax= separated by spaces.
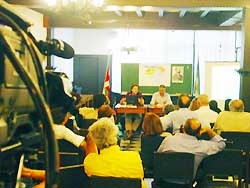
xmin=51 ymin=107 xmax=86 ymax=150
xmin=163 ymin=104 xmax=175 ymax=115
xmin=120 ymin=84 xmax=144 ymax=138
xmin=141 ymin=113 xmax=166 ymax=172
xmin=157 ymin=118 xmax=225 ymax=187
xmin=150 ymin=85 xmax=172 ymax=107
xmin=97 ymin=104 xmax=115 ymax=122
xmin=213 ymin=99 xmax=250 ymax=134
xmin=189 ymin=98 xmax=200 ymax=111
xmin=160 ymin=94 xmax=209 ymax=134
xmin=195 ymin=94 xmax=218 ymax=125
xmin=79 ymin=94 xmax=107 ymax=120
xmin=209 ymin=100 xmax=221 ymax=114
xmin=84 ymin=118 xmax=145 ymax=187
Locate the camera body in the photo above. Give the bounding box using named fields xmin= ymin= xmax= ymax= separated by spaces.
xmin=0 ymin=25 xmax=38 ymax=146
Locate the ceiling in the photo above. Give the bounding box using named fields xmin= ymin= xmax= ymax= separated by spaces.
xmin=6 ymin=0 xmax=248 ymax=30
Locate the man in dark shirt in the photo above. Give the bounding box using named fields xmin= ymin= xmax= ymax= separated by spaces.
xmin=120 ymin=84 xmax=144 ymax=138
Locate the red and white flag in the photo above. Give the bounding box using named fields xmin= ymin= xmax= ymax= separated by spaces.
xmin=103 ymin=62 xmax=111 ymax=100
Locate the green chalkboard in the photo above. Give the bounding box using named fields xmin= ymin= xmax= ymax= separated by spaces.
xmin=121 ymin=63 xmax=192 ymax=94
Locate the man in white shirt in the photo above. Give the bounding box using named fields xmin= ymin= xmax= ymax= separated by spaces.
xmin=160 ymin=94 xmax=210 ymax=133
xmin=195 ymin=94 xmax=218 ymax=126
xmin=158 ymin=118 xmax=225 ymax=187
xmin=150 ymin=85 xmax=172 ymax=107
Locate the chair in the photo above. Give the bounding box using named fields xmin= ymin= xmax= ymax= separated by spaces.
xmin=221 ymin=132 xmax=250 ymax=150
xmin=89 ymin=176 xmax=141 ymax=188
xmin=202 ymin=149 xmax=245 ymax=188
xmin=220 ymin=132 xmax=250 ymax=187
xmin=153 ymin=152 xmax=195 ymax=188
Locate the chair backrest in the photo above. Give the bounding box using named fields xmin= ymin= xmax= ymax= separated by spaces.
xmin=202 ymin=149 xmax=245 ymax=177
xmin=153 ymin=152 xmax=194 ymax=184
xmin=221 ymin=132 xmax=250 ymax=150
xmin=89 ymin=176 xmax=141 ymax=188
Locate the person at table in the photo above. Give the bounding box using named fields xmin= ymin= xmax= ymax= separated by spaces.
xmin=150 ymin=85 xmax=172 ymax=107
xmin=120 ymin=84 xmax=144 ymax=138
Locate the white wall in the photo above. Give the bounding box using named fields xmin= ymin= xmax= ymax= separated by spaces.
xmin=14 ymin=6 xmax=47 ymax=40
xmin=53 ymin=29 xmax=194 ymax=92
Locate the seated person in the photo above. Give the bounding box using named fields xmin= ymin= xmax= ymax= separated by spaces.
xmin=195 ymin=94 xmax=218 ymax=126
xmin=84 ymin=118 xmax=146 ymax=187
xmin=160 ymin=94 xmax=210 ymax=134
xmin=120 ymin=84 xmax=144 ymax=138
xmin=79 ymin=94 xmax=108 ymax=120
xmin=189 ymin=97 xmax=200 ymax=111
xmin=157 ymin=118 xmax=225 ymax=187
xmin=150 ymin=85 xmax=172 ymax=107
xmin=97 ymin=104 xmax=115 ymax=123
xmin=51 ymin=107 xmax=86 ymax=150
xmin=213 ymin=99 xmax=250 ymax=134
xmin=163 ymin=104 xmax=175 ymax=115
xmin=141 ymin=113 xmax=168 ymax=172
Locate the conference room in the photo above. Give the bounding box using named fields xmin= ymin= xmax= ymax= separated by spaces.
xmin=1 ymin=0 xmax=250 ymax=188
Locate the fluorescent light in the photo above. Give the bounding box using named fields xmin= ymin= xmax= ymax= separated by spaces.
xmin=141 ymin=6 xmax=153 ymax=11
xmin=123 ymin=6 xmax=137 ymax=12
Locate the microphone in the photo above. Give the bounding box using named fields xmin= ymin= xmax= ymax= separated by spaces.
xmin=37 ymin=39 xmax=74 ymax=59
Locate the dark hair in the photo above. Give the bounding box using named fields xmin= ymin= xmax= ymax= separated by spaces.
xmin=184 ymin=118 xmax=201 ymax=137
xmin=93 ymin=94 xmax=107 ymax=109
xmin=142 ymin=113 xmax=163 ymax=136
xmin=51 ymin=107 xmax=67 ymax=124
xmin=159 ymin=85 xmax=166 ymax=88
xmin=224 ymin=99 xmax=232 ymax=111
xmin=46 ymin=72 xmax=75 ymax=112
xmin=98 ymin=105 xmax=113 ymax=119
xmin=177 ymin=94 xmax=191 ymax=108
xmin=164 ymin=104 xmax=175 ymax=114
xmin=130 ymin=84 xmax=139 ymax=90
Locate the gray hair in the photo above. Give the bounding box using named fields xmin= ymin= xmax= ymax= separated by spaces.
xmin=229 ymin=99 xmax=245 ymax=112
xmin=88 ymin=117 xmax=118 ymax=150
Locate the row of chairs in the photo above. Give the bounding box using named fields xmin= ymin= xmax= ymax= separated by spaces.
xmin=55 ymin=131 xmax=250 ymax=188
xmin=87 ymin=132 xmax=250 ymax=188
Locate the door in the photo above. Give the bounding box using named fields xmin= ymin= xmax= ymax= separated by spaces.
xmin=73 ymin=55 xmax=109 ymax=94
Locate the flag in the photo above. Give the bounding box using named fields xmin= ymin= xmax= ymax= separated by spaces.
xmin=194 ymin=58 xmax=200 ymax=97
xmin=103 ymin=62 xmax=111 ymax=100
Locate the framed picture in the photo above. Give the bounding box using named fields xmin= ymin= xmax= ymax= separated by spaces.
xmin=172 ymin=66 xmax=184 ymax=83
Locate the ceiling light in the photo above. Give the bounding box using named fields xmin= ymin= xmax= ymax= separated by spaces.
xmin=141 ymin=6 xmax=154 ymax=11
xmin=46 ymin=0 xmax=57 ymax=6
xmin=123 ymin=6 xmax=137 ymax=12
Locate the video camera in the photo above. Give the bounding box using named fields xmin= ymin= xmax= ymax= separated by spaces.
xmin=0 ymin=1 xmax=74 ymax=187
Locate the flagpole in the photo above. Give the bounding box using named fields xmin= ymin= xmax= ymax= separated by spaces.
xmin=192 ymin=31 xmax=196 ymax=96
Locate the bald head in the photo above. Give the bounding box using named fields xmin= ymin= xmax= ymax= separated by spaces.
xmin=198 ymin=94 xmax=209 ymax=106
xmin=183 ymin=118 xmax=201 ymax=137
xmin=229 ymin=99 xmax=244 ymax=112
